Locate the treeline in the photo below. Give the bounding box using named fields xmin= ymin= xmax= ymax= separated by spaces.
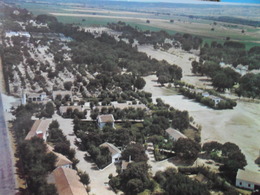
xmin=47 ymin=120 xmax=79 ymax=167
xmin=108 ymin=21 xmax=203 ymax=51
xmin=179 ymin=87 xmax=237 ymax=109
xmin=236 ymin=73 xmax=260 ymax=99
xmin=196 ymin=41 xmax=260 ymax=98
xmin=13 ymin=104 xmax=58 ymax=194
xmin=192 ymin=60 xmax=241 ymax=92
xmin=206 ymin=16 xmax=260 ymax=27
xmin=42 ymin=17 xmax=181 ymax=77
xmin=200 ymin=41 xmax=260 ymax=70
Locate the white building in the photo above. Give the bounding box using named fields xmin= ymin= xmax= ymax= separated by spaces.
xmin=5 ymin=31 xmax=31 ymax=38
xmin=209 ymin=95 xmax=222 ymax=106
xmin=97 ymin=114 xmax=115 ymax=129
xmin=236 ymin=169 xmax=260 ymax=191
xmin=22 ymin=92 xmax=48 ymax=105
xmin=100 ymin=142 xmax=121 ymax=163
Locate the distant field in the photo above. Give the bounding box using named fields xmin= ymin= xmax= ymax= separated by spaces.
xmin=15 ymin=1 xmax=260 ymax=49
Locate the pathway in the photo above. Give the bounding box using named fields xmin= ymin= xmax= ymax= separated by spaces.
xmin=52 ymin=114 xmax=117 ymax=195
xmin=146 ymin=142 xmax=177 ymax=175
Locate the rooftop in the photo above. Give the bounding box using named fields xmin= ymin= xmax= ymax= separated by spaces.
xmin=100 ymin=142 xmax=121 ymax=156
xmin=97 ymin=114 xmax=115 ymax=123
xmin=237 ymin=169 xmax=260 ymax=184
xmin=46 ymin=145 xmax=72 ymax=168
xmin=165 ymin=128 xmax=187 ymax=141
xmin=113 ymin=103 xmax=148 ymax=110
xmin=25 ymin=120 xmax=52 ymax=140
xmin=49 ymin=167 xmax=87 ymax=195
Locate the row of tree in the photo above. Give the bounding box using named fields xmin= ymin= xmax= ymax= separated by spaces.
xmin=108 ymin=21 xmax=203 ymax=51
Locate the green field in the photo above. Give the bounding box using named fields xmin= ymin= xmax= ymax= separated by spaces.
xmin=15 ymin=1 xmax=260 ymax=50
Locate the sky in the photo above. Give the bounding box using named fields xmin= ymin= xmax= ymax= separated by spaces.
xmin=120 ymin=0 xmax=260 ymax=4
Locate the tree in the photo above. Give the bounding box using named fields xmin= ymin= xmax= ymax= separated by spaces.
xmin=134 ymin=76 xmax=146 ymax=90
xmin=158 ymin=75 xmax=169 ymax=86
xmin=64 ymin=81 xmax=73 ymax=90
xmin=49 ymin=120 xmax=59 ymax=129
xmin=154 ymin=169 xmax=210 ymax=195
xmin=202 ymin=141 xmax=222 ymax=154
xmin=212 ymin=72 xmax=233 ymax=92
xmin=191 ymin=61 xmax=200 ymax=74
xmin=79 ymin=171 xmax=90 ymax=186
xmin=18 ymin=137 xmax=57 ymax=194
xmin=43 ymin=102 xmax=55 ymax=118
xmin=174 ymin=138 xmax=201 ymax=161
xmin=172 ymin=110 xmax=189 ymax=131
xmin=126 ymin=178 xmax=144 ymax=194
xmin=121 ymin=144 xmax=148 ymax=162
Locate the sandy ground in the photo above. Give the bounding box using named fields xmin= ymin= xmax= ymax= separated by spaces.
xmin=138 ymin=45 xmax=210 ymax=89
xmin=143 ymin=75 xmax=260 ymax=172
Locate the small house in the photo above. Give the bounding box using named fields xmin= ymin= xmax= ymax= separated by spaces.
xmin=100 ymin=142 xmax=121 ymax=163
xmin=236 ymin=169 xmax=260 ymax=191
xmin=209 ymin=95 xmax=222 ymax=106
xmin=165 ymin=128 xmax=187 ymax=142
xmin=97 ymin=114 xmax=115 ymax=129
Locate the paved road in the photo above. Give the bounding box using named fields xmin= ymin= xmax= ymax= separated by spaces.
xmin=0 ymin=93 xmax=16 ymax=195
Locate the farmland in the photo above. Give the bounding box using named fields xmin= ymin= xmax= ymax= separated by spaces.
xmin=13 ymin=0 xmax=260 ymax=49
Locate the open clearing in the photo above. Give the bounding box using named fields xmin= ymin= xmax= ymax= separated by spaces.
xmin=141 ymin=45 xmax=260 ymax=172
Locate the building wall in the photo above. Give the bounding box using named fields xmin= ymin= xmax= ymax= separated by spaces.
xmin=98 ymin=122 xmax=114 ymax=129
xmin=98 ymin=122 xmax=106 ymax=129
xmin=60 ymin=164 xmax=72 ymax=169
xmin=236 ymin=179 xmax=255 ymax=190
xmin=112 ymin=153 xmax=121 ymax=163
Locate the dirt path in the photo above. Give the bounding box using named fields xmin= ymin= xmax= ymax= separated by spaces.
xmin=138 ymin=45 xmax=210 ymax=89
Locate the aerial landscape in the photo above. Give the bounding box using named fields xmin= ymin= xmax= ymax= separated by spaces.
xmin=0 ymin=0 xmax=259 ymax=194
